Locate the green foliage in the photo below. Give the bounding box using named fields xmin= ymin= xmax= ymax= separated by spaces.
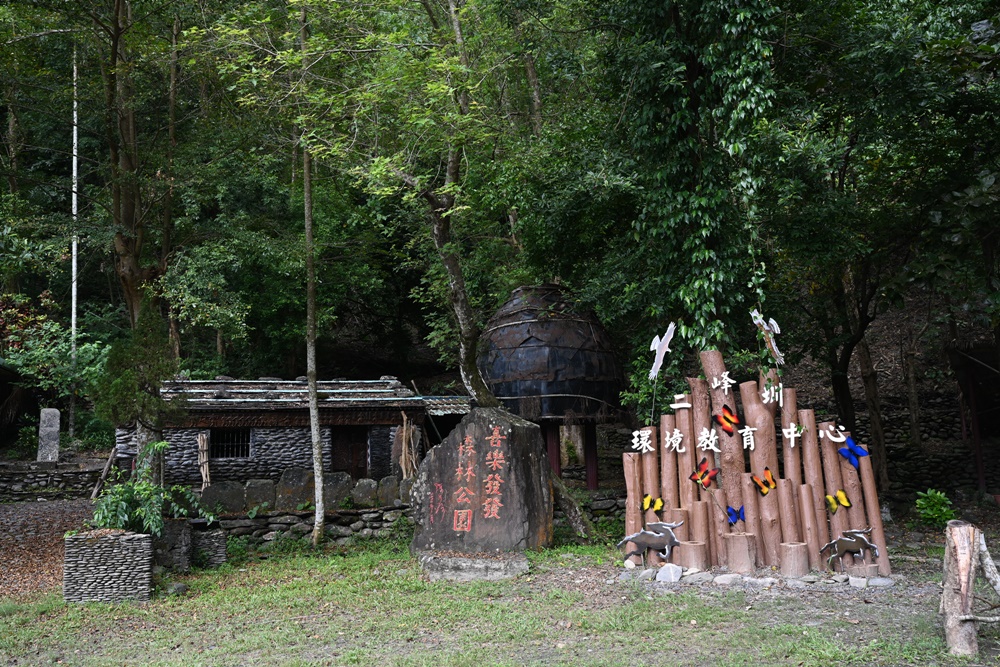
xmin=91 ymin=441 xmax=215 ymax=537
xmin=94 ymin=303 xmax=179 ymax=430
xmin=225 ymin=535 xmax=252 ymax=566
xmin=914 ymin=488 xmax=957 ymax=529
xmin=246 ymin=502 xmax=269 ymax=520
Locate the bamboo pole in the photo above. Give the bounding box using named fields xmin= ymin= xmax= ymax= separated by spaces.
xmin=660 ymin=414 xmax=680 ymax=510
xmin=623 ymin=452 xmax=643 ymax=566
xmin=799 ymin=409 xmax=829 ymax=546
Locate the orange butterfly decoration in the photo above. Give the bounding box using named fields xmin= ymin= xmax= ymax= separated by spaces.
xmin=752 ymin=467 xmax=776 ymax=496
xmin=713 ymin=405 xmax=741 ymax=436
xmin=689 ymin=457 xmax=720 ymax=489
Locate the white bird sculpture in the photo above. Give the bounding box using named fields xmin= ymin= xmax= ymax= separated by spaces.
xmin=648 ymin=322 xmax=677 ymax=381
xmin=751 ymin=309 xmax=785 ymax=365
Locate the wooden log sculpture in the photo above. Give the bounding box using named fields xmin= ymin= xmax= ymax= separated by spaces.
xmin=799 ymin=409 xmax=829 ymax=547
xmin=942 ymin=520 xmax=980 ymax=656
xmin=640 ymin=427 xmax=663 ymax=565
xmin=660 ymin=414 xmax=680 ymax=509
xmin=623 ymin=452 xmax=644 ymax=566
xmin=700 ymin=350 xmax=743 ymax=515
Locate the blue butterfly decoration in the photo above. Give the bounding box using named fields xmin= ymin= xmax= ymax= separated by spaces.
xmin=838 ymin=436 xmax=869 ymax=471
xmin=726 ymin=505 xmax=745 ymax=525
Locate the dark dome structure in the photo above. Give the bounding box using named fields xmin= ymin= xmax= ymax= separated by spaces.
xmin=477 ymin=285 xmax=625 ymax=489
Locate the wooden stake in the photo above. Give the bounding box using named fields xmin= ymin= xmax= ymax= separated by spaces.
xmin=780 ymin=542 xmax=809 ymax=578
xmin=942 ymin=520 xmax=980 ymax=656
xmin=781 ymin=387 xmax=802 ymax=486
xmin=709 ymin=487 xmax=728 ymax=567
xmin=857 ymin=441 xmax=891 ymax=576
xmin=742 ymin=472 xmax=766 ymax=567
xmin=677 ymin=541 xmax=709 ymax=570
xmin=700 ymin=351 xmax=743 ymax=515
xmin=640 ymin=427 xmax=663 ymax=565
xmin=818 ymin=421 xmax=850 ymax=568
xmin=740 ymin=381 xmax=780 ymax=566
xmin=798 ymin=483 xmax=823 ymax=572
xmin=675 ymin=398 xmax=697 ymax=509
xmin=623 ymin=452 xmax=643 ymax=566
xmin=799 ymin=409 xmax=829 ymax=546
xmin=776 ymin=478 xmax=800 ymax=543
xmin=690 ymin=500 xmax=711 ymax=564
xmin=724 ymin=533 xmax=757 ymax=574
xmin=660 ymin=414 xmax=680 ymax=510
xmin=837 ymin=433 xmax=869 ymax=563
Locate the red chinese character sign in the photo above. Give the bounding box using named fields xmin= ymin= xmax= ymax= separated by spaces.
xmin=411 ymin=408 xmax=553 ymax=553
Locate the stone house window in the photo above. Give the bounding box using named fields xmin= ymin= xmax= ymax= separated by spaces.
xmin=209 ymin=428 xmax=251 ymax=459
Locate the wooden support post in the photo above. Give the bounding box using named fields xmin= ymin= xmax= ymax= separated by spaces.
xmin=641 ymin=428 xmax=663 ymax=565
xmin=690 ymin=500 xmax=711 ymax=564
xmin=677 ymin=541 xmax=709 ymax=570
xmin=660 ymin=414 xmax=680 ymax=510
xmin=742 ymin=473 xmax=766 ymax=567
xmin=776 ymin=478 xmax=800 ymax=544
xmin=818 ymin=421 xmax=850 ymax=568
xmin=623 ymin=452 xmax=643 ymax=566
xmin=197 ymin=432 xmax=210 ymax=492
xmin=545 ymin=423 xmax=561 ymax=478
xmin=709 ymin=488 xmax=728 ymax=567
xmin=675 ymin=398 xmax=697 ymax=510
xmin=724 ymin=533 xmax=757 ymax=574
xmin=857 ymin=440 xmax=892 ymax=576
xmin=687 ymin=377 xmax=715 ymax=475
xmin=799 ymin=483 xmax=823 ymax=572
xmin=741 ymin=381 xmax=780 ymax=566
xmin=584 ymin=423 xmax=599 ymax=491
xmin=668 ymin=508 xmax=689 ymax=565
xmin=780 ymin=542 xmax=810 ymax=578
xmin=700 ymin=351 xmax=743 ymax=516
xmin=781 ymin=387 xmax=802 ymax=486
xmin=799 ymin=409 xmax=829 ymax=546
xmin=837 ymin=433 xmax=869 ymax=563
xmin=942 ymin=520 xmax=980 ymax=656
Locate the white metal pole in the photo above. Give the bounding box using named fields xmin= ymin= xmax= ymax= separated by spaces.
xmin=70 ymin=46 xmax=79 ymax=439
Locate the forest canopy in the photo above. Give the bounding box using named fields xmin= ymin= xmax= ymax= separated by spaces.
xmin=1 ymin=0 xmax=998 ymax=460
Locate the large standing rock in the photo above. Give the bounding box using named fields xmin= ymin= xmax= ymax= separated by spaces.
xmin=411 ymin=408 xmax=552 ymax=553
xmin=324 ymin=472 xmax=354 ymax=507
xmin=275 ymin=467 xmax=315 ymax=511
xmin=245 ymin=479 xmax=276 ymax=511
xmin=201 ymin=481 xmax=246 ymax=515
xmin=37 ymin=408 xmax=60 ymax=463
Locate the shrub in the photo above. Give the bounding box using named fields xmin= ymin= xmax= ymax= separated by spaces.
xmin=914 ymin=488 xmax=957 ymax=529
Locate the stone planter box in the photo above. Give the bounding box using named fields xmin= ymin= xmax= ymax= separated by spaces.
xmin=64 ymin=530 xmax=153 ymax=603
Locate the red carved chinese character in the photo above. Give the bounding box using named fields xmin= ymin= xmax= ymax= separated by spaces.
xmin=482 ymin=496 xmax=503 ymax=519
xmin=459 ymin=435 xmax=476 ymax=457
xmin=454 ymin=486 xmax=476 ymax=504
xmin=485 ymin=450 xmax=506 ymax=470
xmin=486 ymin=425 xmax=508 ymax=448
xmin=484 ymin=473 xmax=504 ymax=495
xmin=453 ymin=509 xmax=473 ymax=532
xmin=429 ymin=483 xmax=446 ymax=524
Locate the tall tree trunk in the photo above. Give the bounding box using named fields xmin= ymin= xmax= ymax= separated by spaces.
xmin=3 ymin=84 xmax=21 ymax=194
xmin=301 ymin=6 xmax=325 ymax=546
xmin=857 ymin=336 xmax=889 ymax=491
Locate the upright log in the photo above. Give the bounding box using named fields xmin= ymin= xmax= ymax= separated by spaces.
xmin=623 ymin=453 xmax=643 ymax=566
xmin=724 ymin=533 xmax=757 ymax=574
xmin=776 ymin=478 xmax=800 ymax=543
xmin=857 ymin=441 xmax=891 ymax=575
xmin=742 ymin=473 xmax=766 ymax=566
xmin=759 ymin=369 xmax=780 ymax=421
xmin=687 ymin=377 xmax=716 ymax=475
xmin=675 ymin=398 xmax=698 ymax=509
xmin=660 ymin=414 xmax=680 ymax=510
xmin=837 ymin=434 xmax=870 ymax=563
xmin=668 ymin=508 xmax=689 ymax=564
xmin=781 ymin=387 xmax=802 ymax=487
xmin=700 ymin=351 xmax=743 ymax=515
xmin=942 ymin=520 xmax=980 ymax=656
xmin=709 ymin=487 xmax=728 ymax=567
xmin=799 ymin=483 xmax=823 ymax=571
xmin=818 ymin=421 xmax=850 ymax=550
xmin=740 ymin=381 xmax=780 ymax=566
xmin=640 ymin=427 xmax=663 ymax=565
xmin=799 ymin=409 xmax=829 ymax=546
xmin=690 ymin=500 xmax=711 ymax=564
xmin=780 ymin=542 xmax=810 ymax=578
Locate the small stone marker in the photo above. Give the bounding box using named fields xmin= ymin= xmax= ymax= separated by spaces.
xmin=37 ymin=408 xmax=60 ymax=462
xmin=411 ymin=407 xmax=552 ymax=554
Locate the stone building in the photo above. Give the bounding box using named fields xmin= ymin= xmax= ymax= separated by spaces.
xmin=115 ymin=377 xmax=469 ymax=487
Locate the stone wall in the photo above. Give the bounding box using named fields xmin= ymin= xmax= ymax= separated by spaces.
xmin=63 ymin=531 xmax=153 ymax=603
xmin=0 ymin=462 xmax=102 ymax=502
xmin=218 ymin=507 xmax=410 ymax=545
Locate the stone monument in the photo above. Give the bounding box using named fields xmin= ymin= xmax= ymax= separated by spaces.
xmin=411 ymin=407 xmax=553 ymax=554
xmin=37 ymin=408 xmax=60 ymax=463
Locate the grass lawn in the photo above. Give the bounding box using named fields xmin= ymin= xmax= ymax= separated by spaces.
xmin=1 ymin=525 xmax=997 ymax=666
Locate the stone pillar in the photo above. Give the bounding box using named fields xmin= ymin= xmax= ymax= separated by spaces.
xmin=37 ymin=408 xmax=60 ymax=463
